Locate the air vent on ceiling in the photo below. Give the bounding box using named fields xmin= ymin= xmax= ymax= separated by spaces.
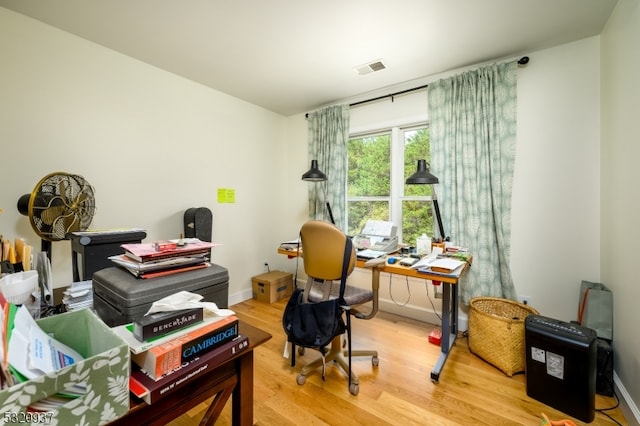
xmin=354 ymin=59 xmax=386 ymax=76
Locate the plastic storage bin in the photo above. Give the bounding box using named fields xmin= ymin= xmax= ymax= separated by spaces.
xmin=0 ymin=309 xmax=130 ymax=424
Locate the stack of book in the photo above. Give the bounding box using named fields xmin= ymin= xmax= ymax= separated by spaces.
xmin=112 ymin=308 xmax=248 ymax=404
xmin=109 ymin=238 xmax=217 ymax=278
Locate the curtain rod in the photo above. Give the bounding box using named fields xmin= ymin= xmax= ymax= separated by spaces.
xmin=306 ymin=56 xmax=529 ymax=116
xmin=350 ymin=56 xmax=529 ymax=108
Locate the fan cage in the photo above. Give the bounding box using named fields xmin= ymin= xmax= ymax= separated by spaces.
xmin=27 ymin=172 xmax=96 ymax=241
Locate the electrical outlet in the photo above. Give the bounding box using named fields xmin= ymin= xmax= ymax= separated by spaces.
xmin=263 ymin=262 xmax=269 ymax=272
xmin=519 ymin=295 xmax=531 ymax=306
xmin=433 ymin=285 xmax=442 ymax=299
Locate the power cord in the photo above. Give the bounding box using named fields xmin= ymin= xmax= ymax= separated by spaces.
xmin=596 ymin=386 xmax=623 ymax=425
xmin=387 ymin=274 xmax=411 ymax=306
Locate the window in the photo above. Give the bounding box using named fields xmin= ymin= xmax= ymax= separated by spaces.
xmin=347 ymin=125 xmax=433 ymax=245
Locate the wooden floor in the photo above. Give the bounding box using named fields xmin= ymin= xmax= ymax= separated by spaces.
xmin=167 ymin=298 xmax=627 ymax=426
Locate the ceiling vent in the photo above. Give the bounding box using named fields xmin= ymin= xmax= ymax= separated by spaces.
xmin=354 ymin=59 xmax=386 ymax=76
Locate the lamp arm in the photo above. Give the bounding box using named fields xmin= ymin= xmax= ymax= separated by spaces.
xmin=431 ymin=186 xmax=446 ymax=240
xmin=322 ymin=182 xmax=335 ymax=225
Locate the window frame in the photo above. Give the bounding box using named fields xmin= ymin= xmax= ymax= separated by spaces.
xmin=347 ymin=121 xmax=432 ymax=244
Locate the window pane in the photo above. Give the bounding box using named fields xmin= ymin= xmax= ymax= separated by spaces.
xmin=348 ymin=134 xmax=391 ymax=197
xmin=347 ymin=201 xmax=389 ymax=236
xmin=402 ymin=200 xmax=433 ymax=246
xmin=404 ymin=128 xmax=432 ymax=197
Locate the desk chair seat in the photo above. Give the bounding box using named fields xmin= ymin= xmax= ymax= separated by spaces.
xmin=292 ymin=220 xmax=381 ymax=395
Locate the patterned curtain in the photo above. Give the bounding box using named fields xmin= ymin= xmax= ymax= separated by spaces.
xmin=307 ymin=105 xmax=350 ymax=230
xmin=428 ymin=61 xmax=518 ymax=303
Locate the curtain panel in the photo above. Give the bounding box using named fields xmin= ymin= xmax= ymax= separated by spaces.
xmin=428 ymin=61 xmax=518 ymax=303
xmin=307 ymin=105 xmax=350 ymax=229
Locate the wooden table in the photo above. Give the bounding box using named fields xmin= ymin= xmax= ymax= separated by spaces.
xmin=278 ymin=246 xmax=470 ymax=383
xmin=110 ymin=321 xmax=272 ymax=426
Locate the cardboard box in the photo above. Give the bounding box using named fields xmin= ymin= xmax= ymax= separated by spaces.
xmin=252 ymin=271 xmax=293 ymax=303
xmin=0 ymin=309 xmax=130 ymax=424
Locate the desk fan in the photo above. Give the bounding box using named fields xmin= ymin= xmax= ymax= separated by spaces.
xmin=17 ymin=172 xmax=96 ymax=257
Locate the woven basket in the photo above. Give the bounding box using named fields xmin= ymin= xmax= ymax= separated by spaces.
xmin=468 ymin=297 xmax=539 ymax=376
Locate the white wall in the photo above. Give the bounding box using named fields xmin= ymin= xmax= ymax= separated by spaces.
xmin=0 ymin=7 xmax=292 ymax=302
xmin=510 ymin=37 xmax=601 ymax=321
xmin=601 ymin=0 xmax=640 ymax=421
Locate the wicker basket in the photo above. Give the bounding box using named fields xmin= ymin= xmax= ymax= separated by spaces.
xmin=468 ymin=297 xmax=539 ymax=376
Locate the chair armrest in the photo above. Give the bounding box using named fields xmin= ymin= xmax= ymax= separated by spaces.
xmin=353 ymin=260 xmax=383 ymax=320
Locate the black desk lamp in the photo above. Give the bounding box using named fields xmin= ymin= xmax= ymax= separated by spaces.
xmin=302 ymin=160 xmax=335 ymax=225
xmin=405 ymin=159 xmax=445 ymax=240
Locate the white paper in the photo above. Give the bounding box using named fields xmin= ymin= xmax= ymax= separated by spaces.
xmin=361 ymin=220 xmax=394 ymax=237
xmin=410 ymin=247 xmax=443 ymax=269
xmin=428 ymin=257 xmax=465 ymax=271
xmin=8 ymin=306 xmax=84 ymax=379
xmin=356 ymin=249 xmax=387 ymax=259
xmin=145 ymin=290 xmax=235 ymax=317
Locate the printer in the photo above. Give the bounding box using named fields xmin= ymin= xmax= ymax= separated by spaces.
xmin=352 ymin=220 xmax=399 ymax=254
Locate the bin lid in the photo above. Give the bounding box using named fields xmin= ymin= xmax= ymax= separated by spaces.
xmin=93 ymin=264 xmax=228 ymax=308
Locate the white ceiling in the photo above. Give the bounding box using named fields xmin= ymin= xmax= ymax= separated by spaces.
xmin=0 ymin=0 xmax=618 ymax=116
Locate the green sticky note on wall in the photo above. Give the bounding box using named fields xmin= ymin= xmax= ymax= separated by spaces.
xmin=217 ymin=188 xmax=235 ymax=203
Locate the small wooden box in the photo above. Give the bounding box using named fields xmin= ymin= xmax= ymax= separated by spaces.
xmin=251 ymin=271 xmax=293 ymax=303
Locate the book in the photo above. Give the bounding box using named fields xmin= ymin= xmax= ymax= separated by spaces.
xmin=129 ymin=334 xmax=249 ymax=404
xmin=112 ymin=314 xmax=234 ymax=354
xmin=109 ymin=254 xmax=208 ymax=277
xmin=121 ymin=239 xmax=216 ymax=263
xmin=136 ymin=263 xmax=210 ymax=279
xmin=425 ymin=257 xmax=465 ymax=273
xmin=133 ymin=308 xmax=204 ymax=342
xmin=131 ymin=315 xmax=239 ymax=379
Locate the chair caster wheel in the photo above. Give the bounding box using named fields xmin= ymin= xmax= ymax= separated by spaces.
xmin=297 ymin=347 xmax=305 ymax=356
xmin=349 ymin=383 xmax=359 ymax=395
xmin=296 ymin=374 xmax=306 ymax=385
xmin=372 ymin=355 xmax=379 ymax=366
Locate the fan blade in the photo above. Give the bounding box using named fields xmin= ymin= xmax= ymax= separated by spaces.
xmin=51 ymin=212 xmax=79 ymax=239
xmin=40 ymin=205 xmax=66 ymax=225
xmin=58 ymin=179 xmax=69 ymax=206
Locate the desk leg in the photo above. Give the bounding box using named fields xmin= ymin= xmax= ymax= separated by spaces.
xmin=233 ymin=351 xmax=254 ymax=426
xmin=430 ymin=282 xmax=458 ymax=383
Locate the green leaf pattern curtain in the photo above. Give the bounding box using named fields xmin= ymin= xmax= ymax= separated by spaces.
xmin=428 ymin=61 xmax=518 ymax=303
xmin=307 ymin=105 xmax=350 ymax=229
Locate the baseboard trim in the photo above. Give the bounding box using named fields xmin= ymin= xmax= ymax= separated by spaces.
xmin=614 ymin=372 xmax=640 ymax=425
xmin=376 ymin=298 xmax=469 ymax=332
xmin=229 ymin=287 xmax=469 ymax=331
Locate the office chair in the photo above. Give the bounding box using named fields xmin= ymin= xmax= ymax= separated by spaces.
xmin=293 ymin=220 xmax=381 ymax=395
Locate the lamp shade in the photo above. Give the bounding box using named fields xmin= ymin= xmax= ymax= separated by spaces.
xmin=301 ymin=160 xmax=327 ymax=182
xmin=405 ymin=159 xmax=439 ymax=184
xmin=406 ymin=159 xmax=446 ymax=239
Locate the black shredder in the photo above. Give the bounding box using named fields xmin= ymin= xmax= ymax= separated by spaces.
xmin=525 ymin=315 xmax=597 ymax=423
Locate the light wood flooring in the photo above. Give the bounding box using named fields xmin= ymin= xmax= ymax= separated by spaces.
xmin=167 ymin=297 xmax=627 ymax=426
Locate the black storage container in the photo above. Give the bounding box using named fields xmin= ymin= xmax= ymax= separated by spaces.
xmin=92 ymin=265 xmax=229 ymax=327
xmin=525 ymin=315 xmax=597 ymax=423
xmin=70 ymin=230 xmax=147 ymax=281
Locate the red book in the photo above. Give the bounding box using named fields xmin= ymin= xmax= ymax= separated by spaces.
xmin=122 ymin=240 xmax=215 ymax=263
xmin=129 ymin=334 xmax=249 ymax=404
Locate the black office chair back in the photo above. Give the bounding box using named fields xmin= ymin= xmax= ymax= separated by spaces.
xmin=300 ymin=221 xmax=355 ymax=281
